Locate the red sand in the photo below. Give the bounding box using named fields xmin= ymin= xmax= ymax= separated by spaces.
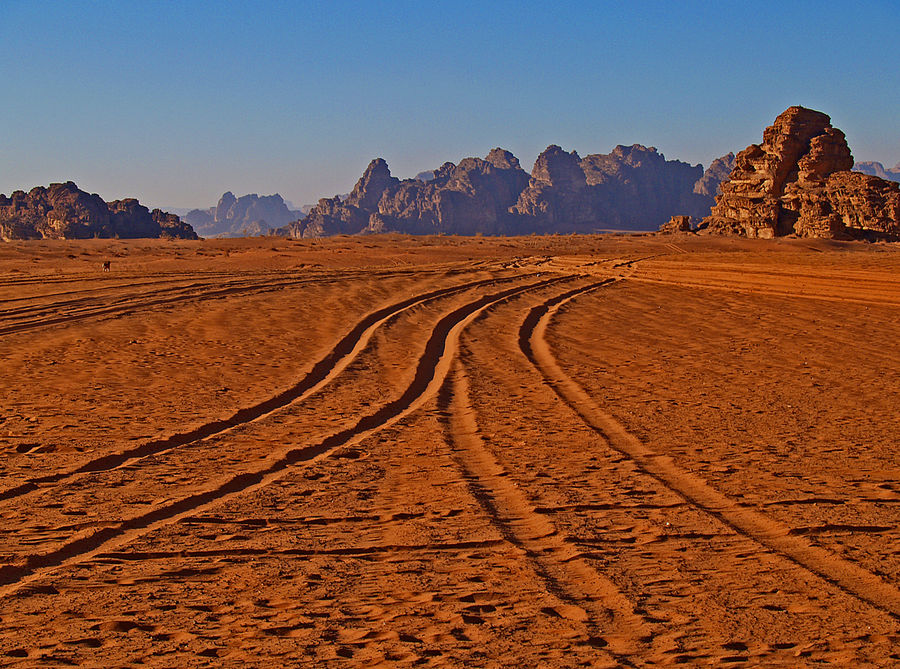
xmin=0 ymin=234 xmax=898 ymax=666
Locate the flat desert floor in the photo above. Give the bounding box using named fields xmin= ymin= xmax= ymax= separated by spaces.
xmin=0 ymin=233 xmax=898 ymax=667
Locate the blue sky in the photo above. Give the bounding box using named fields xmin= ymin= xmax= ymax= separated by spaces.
xmin=1 ymin=1 xmax=898 ymax=209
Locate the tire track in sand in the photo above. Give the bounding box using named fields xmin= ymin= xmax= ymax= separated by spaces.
xmin=0 ymin=274 xmax=572 ymax=597
xmin=437 ymin=355 xmax=651 ymax=660
xmin=0 ymin=267 xmax=455 ymax=335
xmin=0 ymin=273 xmax=532 ymax=504
xmin=519 ymin=280 xmax=900 ymax=621
xmin=0 ymin=274 xmax=317 ymax=336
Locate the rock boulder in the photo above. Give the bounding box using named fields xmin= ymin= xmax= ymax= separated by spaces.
xmin=702 ymin=106 xmax=900 ymax=239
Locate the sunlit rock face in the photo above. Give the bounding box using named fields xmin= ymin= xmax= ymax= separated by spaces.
xmin=0 ymin=181 xmax=197 ymax=240
xmin=702 ymin=106 xmax=900 ymax=240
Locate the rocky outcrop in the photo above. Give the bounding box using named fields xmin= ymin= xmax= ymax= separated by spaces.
xmin=510 ymin=146 xmax=592 ymax=232
xmin=819 ymin=171 xmax=900 ymax=238
xmin=701 ymin=106 xmax=900 ymax=239
xmin=512 ymin=144 xmax=710 ymax=232
xmin=345 ymin=159 xmax=399 ymax=211
xmin=658 ymin=215 xmax=693 ymax=234
xmin=854 ymin=161 xmax=900 ymax=183
xmin=186 ymin=192 xmax=300 ymax=237
xmin=288 ymin=149 xmax=530 ymax=238
xmin=694 ymin=153 xmax=735 ymax=197
xmin=289 ymin=144 xmax=726 ymax=238
xmin=0 ymin=181 xmax=197 ymax=241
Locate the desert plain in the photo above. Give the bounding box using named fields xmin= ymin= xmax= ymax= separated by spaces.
xmin=0 ymin=233 xmax=898 ymax=667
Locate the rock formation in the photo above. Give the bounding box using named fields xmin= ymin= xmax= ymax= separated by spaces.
xmin=701 ymin=106 xmax=900 ymax=240
xmin=186 ymin=192 xmax=300 ymax=237
xmin=658 ymin=215 xmax=693 ymax=234
xmin=693 ymin=153 xmax=736 ymax=197
xmin=291 ymin=144 xmax=715 ymax=238
xmin=0 ymin=181 xmax=197 ymax=241
xmin=854 ymin=161 xmax=900 ymax=183
xmin=511 ymin=144 xmax=711 ymax=232
xmin=289 ymin=149 xmax=530 ymax=238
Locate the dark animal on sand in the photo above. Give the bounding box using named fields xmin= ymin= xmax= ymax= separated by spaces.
xmin=101 ymin=261 xmax=111 ymax=272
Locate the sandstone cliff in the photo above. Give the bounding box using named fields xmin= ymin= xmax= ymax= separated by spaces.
xmin=511 ymin=144 xmax=711 ymax=232
xmin=701 ymin=106 xmax=900 ymax=240
xmin=0 ymin=182 xmax=197 ymax=241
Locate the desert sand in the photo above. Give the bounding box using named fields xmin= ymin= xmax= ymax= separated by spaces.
xmin=0 ymin=234 xmax=898 ymax=666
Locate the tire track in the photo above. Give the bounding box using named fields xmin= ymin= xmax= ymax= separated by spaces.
xmin=624 ymin=274 xmax=900 ymax=308
xmin=92 ymin=538 xmax=507 ymax=563
xmin=0 ymin=266 xmax=469 ymax=335
xmin=519 ymin=280 xmax=900 ymax=621
xmin=0 ymin=274 xmax=572 ymax=597
xmin=0 ymin=274 xmax=237 ymax=308
xmin=0 ymin=273 xmax=533 ymax=504
xmin=0 ymin=275 xmax=273 ymax=319
xmin=0 ymin=276 xmax=306 ymax=336
xmin=0 ymin=266 xmax=453 ymax=311
xmin=437 ymin=358 xmax=651 ymax=660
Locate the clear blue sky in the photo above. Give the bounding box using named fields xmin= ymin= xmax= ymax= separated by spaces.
xmin=1 ymin=1 xmax=898 ymax=210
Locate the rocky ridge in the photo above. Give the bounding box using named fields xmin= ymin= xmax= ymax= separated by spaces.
xmin=289 ymin=145 xmax=717 ymax=238
xmin=702 ymin=106 xmax=900 ymax=239
xmin=0 ymin=181 xmax=197 ymax=241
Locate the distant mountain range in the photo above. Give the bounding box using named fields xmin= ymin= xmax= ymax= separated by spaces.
xmin=5 ymin=140 xmax=895 ymax=241
xmin=853 ymin=161 xmax=900 ymax=183
xmin=185 ymin=192 xmax=303 ymax=237
xmin=285 ymin=145 xmax=734 ymax=238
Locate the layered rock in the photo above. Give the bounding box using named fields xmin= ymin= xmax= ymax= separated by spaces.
xmin=702 ymin=106 xmax=900 ymax=239
xmin=854 ymin=161 xmax=900 ymax=183
xmin=186 ymin=192 xmax=300 ymax=237
xmin=0 ymin=181 xmax=197 ymax=241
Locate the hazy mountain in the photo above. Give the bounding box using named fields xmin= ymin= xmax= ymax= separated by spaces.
xmin=185 ymin=192 xmax=302 ymax=237
xmin=854 ymin=161 xmax=900 ymax=183
xmin=286 ymin=145 xmax=717 ymax=238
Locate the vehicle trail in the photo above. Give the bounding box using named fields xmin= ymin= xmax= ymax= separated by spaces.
xmin=0 ymin=274 xmax=572 ymax=598
xmin=437 ymin=355 xmax=651 ymax=660
xmin=519 ymin=280 xmax=900 ymax=621
xmin=0 ymin=273 xmax=534 ymax=503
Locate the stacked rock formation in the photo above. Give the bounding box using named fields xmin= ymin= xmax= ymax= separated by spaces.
xmin=0 ymin=182 xmax=197 ymax=241
xmin=702 ymin=106 xmax=900 ymax=239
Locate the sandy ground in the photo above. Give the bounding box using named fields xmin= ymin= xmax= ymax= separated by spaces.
xmin=0 ymin=233 xmax=898 ymax=666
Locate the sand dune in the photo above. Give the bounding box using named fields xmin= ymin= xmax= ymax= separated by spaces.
xmin=0 ymin=234 xmax=898 ymax=666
